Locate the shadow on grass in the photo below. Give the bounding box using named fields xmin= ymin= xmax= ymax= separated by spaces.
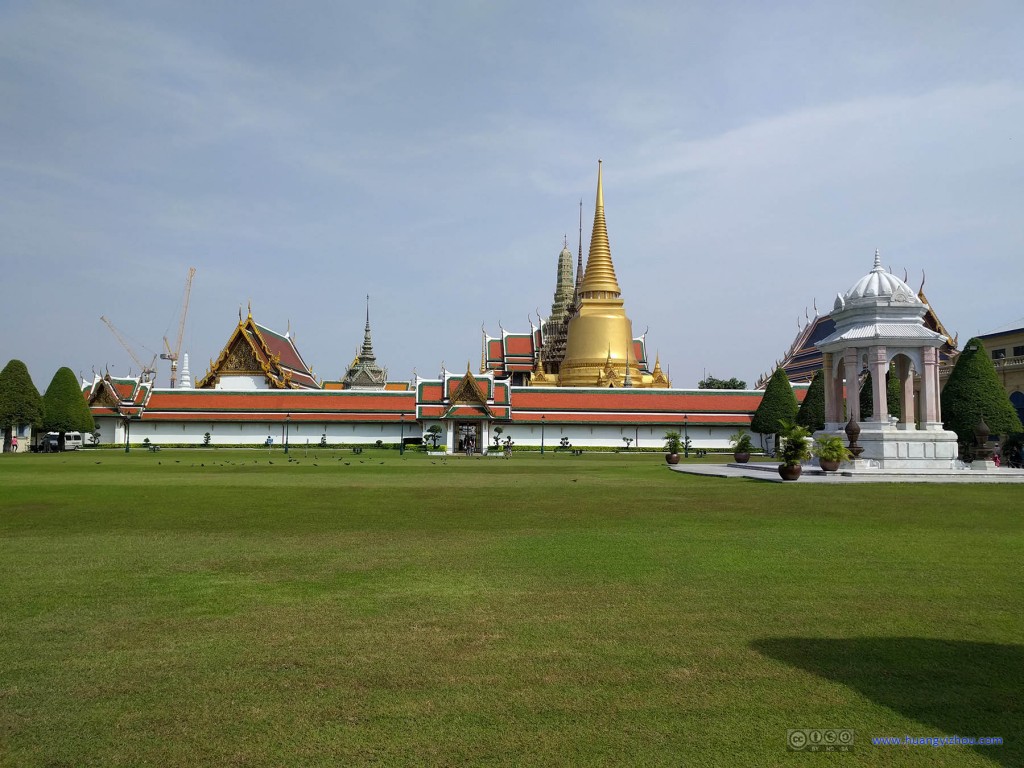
xmin=751 ymin=637 xmax=1021 ymax=766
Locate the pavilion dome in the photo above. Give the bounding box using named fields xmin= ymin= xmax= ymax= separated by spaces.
xmin=835 ymin=250 xmax=921 ymax=309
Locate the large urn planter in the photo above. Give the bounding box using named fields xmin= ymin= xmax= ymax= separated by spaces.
xmin=666 ymin=453 xmax=680 ymax=465
xmin=818 ymin=459 xmax=841 ymax=472
xmin=778 ymin=463 xmax=802 ymax=481
xmin=733 ymin=452 xmax=750 ymax=464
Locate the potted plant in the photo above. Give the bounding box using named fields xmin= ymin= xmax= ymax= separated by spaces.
xmin=812 ymin=434 xmax=852 ymax=472
xmin=777 ymin=420 xmax=811 ymax=480
xmin=664 ymin=430 xmax=682 ymax=465
xmin=729 ymin=429 xmax=754 ymax=463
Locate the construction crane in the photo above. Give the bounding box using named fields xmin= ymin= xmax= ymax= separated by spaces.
xmin=161 ymin=267 xmax=196 ymax=388
xmin=100 ymin=316 xmax=158 ymax=382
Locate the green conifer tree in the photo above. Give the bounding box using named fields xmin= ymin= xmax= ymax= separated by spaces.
xmin=41 ymin=367 xmax=95 ymax=451
xmin=0 ymin=359 xmax=43 ymax=452
xmin=795 ymin=370 xmax=825 ymax=432
xmin=941 ymin=338 xmax=1023 ymax=451
xmin=751 ymin=367 xmax=798 ymax=452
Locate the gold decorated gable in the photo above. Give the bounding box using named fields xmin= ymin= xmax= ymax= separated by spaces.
xmin=198 ymin=314 xmax=291 ymax=389
xmin=224 ymin=336 xmax=262 ymax=373
xmin=89 ymin=379 xmax=122 ymax=408
xmin=444 ymin=367 xmax=493 ymax=419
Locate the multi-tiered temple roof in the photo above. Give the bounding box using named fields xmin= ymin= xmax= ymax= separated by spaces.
xmin=197 ymin=309 xmax=319 ymax=390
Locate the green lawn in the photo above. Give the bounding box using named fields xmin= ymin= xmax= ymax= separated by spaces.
xmin=1 ymin=449 xmax=1020 ymax=767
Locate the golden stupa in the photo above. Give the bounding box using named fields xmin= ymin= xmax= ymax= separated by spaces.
xmin=558 ymin=161 xmax=659 ymax=388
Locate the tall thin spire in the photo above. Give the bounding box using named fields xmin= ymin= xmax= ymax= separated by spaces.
xmin=360 ymin=294 xmax=376 ymax=363
xmin=577 ymin=197 xmax=584 ymax=285
xmin=579 ymin=160 xmax=622 ymax=297
xmin=342 ymin=295 xmax=387 ymax=389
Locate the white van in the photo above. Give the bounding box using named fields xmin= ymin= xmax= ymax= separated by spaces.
xmin=43 ymin=432 xmax=83 ymax=451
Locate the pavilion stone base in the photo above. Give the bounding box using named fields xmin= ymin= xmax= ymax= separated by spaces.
xmin=823 ymin=423 xmax=960 ymax=470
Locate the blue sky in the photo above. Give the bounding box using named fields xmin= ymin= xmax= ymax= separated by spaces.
xmin=3 ymin=1 xmax=1023 ymax=390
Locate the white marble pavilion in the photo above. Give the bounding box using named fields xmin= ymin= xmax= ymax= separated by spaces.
xmin=817 ymin=251 xmax=959 ymax=469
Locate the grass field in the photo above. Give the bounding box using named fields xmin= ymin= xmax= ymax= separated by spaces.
xmin=1 ymin=448 xmax=1020 ymax=767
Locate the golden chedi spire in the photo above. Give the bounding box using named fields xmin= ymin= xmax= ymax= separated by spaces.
xmin=579 ymin=160 xmax=622 ymax=298
xmin=558 ymin=161 xmax=645 ymax=387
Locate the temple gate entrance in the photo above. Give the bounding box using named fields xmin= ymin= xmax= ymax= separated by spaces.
xmin=456 ymin=422 xmax=481 ymax=455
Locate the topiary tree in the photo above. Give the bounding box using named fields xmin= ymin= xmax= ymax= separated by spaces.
xmin=41 ymin=367 xmax=95 ymax=451
xmin=751 ymin=367 xmax=798 ymax=453
xmin=0 ymin=359 xmax=43 ymax=452
xmin=795 ymin=369 xmax=825 ymax=432
xmin=941 ymin=338 xmax=1023 ymax=453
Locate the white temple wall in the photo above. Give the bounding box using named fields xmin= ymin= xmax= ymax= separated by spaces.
xmin=94 ymin=418 xmax=422 ymax=447
xmin=489 ymin=423 xmax=740 ymax=450
xmin=212 ymin=375 xmax=270 ymax=391
xmin=91 ymin=415 xmax=743 ymax=449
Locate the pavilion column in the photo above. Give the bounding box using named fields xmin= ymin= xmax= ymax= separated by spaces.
xmin=920 ymin=346 xmax=940 ymax=426
xmin=898 ymin=357 xmax=915 ymax=428
xmin=833 ymin=359 xmax=846 ymax=425
xmin=822 ymin=353 xmax=836 ymax=425
xmin=843 ymin=348 xmax=861 ymax=424
xmin=869 ymin=346 xmax=888 ymax=424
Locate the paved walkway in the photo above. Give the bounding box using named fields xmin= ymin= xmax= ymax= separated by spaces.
xmin=669 ymin=461 xmax=1024 ymax=484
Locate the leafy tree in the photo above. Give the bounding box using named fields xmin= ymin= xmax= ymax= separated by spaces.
xmin=41 ymin=367 xmax=94 ymax=451
xmin=751 ymin=367 xmax=798 ymax=451
xmin=698 ymin=375 xmax=747 ymax=389
xmin=0 ymin=359 xmax=43 ymax=452
xmin=795 ymin=369 xmax=825 ymax=432
xmin=425 ymin=424 xmax=443 ymax=449
xmin=941 ymin=337 xmax=1023 ymax=451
